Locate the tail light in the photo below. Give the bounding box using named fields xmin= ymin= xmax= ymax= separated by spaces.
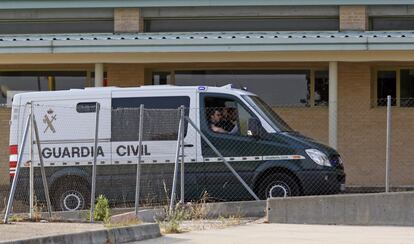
xmin=9 ymin=145 xmax=17 ymax=179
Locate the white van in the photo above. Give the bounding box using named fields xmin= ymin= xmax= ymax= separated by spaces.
xmin=9 ymin=85 xmax=345 ymax=211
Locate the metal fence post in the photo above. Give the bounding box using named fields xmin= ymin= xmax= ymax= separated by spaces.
xmin=185 ymin=116 xmax=260 ymax=201
xmin=32 ymin=112 xmax=53 ymax=219
xmin=4 ymin=111 xmax=32 ymax=224
xmin=180 ymin=106 xmax=185 ymax=204
xmin=135 ymin=104 xmax=144 ymax=217
xmin=29 ymin=102 xmax=34 ymax=219
xmin=170 ymin=107 xmax=184 ymax=212
xmin=90 ymin=102 xmax=100 ymax=222
xmin=385 ymin=95 xmax=392 ymax=193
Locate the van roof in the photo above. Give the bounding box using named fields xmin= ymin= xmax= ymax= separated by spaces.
xmin=13 ymin=84 xmax=256 ymax=103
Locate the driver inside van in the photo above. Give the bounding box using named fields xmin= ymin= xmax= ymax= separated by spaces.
xmin=208 ymin=108 xmax=227 ymax=133
xmin=208 ymin=107 xmax=239 ymax=134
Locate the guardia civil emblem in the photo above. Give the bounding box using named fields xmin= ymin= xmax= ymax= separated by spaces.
xmin=43 ymin=108 xmax=57 ymax=133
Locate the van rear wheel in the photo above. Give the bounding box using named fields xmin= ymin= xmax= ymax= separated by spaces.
xmin=53 ymin=180 xmax=90 ymax=211
xmin=258 ymin=173 xmax=300 ymax=199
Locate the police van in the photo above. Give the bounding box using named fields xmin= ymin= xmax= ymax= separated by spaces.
xmin=9 ymin=85 xmax=345 ymax=211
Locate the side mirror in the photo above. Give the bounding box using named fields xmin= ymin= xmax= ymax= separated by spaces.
xmin=247 ymin=118 xmax=266 ymax=138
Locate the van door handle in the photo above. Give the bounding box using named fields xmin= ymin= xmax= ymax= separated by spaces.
xmin=184 ymin=144 xmax=194 ymax=148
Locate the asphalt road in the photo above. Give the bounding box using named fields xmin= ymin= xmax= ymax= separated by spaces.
xmin=133 ymin=223 xmax=414 ymax=244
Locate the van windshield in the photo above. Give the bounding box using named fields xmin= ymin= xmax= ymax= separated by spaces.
xmin=243 ymin=95 xmax=293 ymax=132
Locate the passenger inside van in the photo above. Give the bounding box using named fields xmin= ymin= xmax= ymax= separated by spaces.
xmin=219 ymin=107 xmax=239 ymax=134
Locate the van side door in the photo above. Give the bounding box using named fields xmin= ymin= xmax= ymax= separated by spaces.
xmin=109 ymin=91 xmax=200 ymax=203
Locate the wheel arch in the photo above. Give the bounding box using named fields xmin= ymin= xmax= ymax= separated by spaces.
xmin=49 ymin=167 xmax=91 ymax=194
xmin=252 ymin=163 xmax=303 ymax=195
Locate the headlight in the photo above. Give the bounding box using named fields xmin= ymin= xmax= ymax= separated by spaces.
xmin=305 ymin=149 xmax=332 ymax=167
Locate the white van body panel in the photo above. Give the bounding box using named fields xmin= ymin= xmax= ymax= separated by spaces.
xmin=9 ymin=85 xmax=266 ymax=170
xmin=111 ymin=87 xmax=199 ymax=164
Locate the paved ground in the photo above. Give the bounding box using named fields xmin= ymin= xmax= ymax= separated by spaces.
xmin=134 ymin=223 xmax=414 ymax=244
xmin=0 ymin=222 xmax=105 ymax=242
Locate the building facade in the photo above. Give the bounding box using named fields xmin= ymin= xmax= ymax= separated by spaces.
xmin=0 ymin=1 xmax=414 ymax=190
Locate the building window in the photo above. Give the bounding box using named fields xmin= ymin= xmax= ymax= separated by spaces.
xmin=375 ymin=69 xmax=414 ymax=107
xmin=400 ymin=69 xmax=414 ymax=107
xmin=151 ymin=69 xmax=329 ymax=107
xmin=377 ymin=71 xmax=397 ymax=106
xmin=152 ymin=72 xmax=172 ymax=85
xmin=0 ymin=19 xmax=113 ymax=34
xmin=370 ymin=17 xmax=414 ymax=31
xmin=314 ymin=70 xmax=329 ymax=106
xmin=0 ymin=71 xmax=91 ymax=105
xmin=145 ymin=17 xmax=339 ymax=32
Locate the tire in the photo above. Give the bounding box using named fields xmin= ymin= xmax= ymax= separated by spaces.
xmin=53 ymin=180 xmax=90 ymax=211
xmin=258 ymin=173 xmax=300 ymax=199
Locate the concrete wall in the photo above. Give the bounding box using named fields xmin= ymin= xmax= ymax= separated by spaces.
xmin=267 ymin=192 xmax=414 ymax=226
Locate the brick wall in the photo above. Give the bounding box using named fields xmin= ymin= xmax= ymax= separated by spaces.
xmin=339 ymin=6 xmax=368 ymax=31
xmin=0 ymin=108 xmax=11 ymax=186
xmin=107 ymin=64 xmax=146 ymax=87
xmin=275 ymin=107 xmax=328 ymax=145
xmin=337 ymin=62 xmax=414 ymax=187
xmin=114 ymin=8 xmax=144 ymax=33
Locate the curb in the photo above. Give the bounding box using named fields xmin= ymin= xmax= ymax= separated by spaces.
xmin=0 ymin=223 xmax=161 ymax=244
xmin=267 ymin=192 xmax=414 ymax=226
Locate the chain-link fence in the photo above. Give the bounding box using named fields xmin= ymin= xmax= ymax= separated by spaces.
xmin=1 ymin=94 xmax=413 ymax=222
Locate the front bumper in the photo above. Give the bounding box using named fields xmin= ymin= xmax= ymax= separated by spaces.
xmin=296 ymin=170 xmax=346 ymax=195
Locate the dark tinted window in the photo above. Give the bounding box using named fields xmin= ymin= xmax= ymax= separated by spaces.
xmin=76 ymin=102 xmax=97 ymax=113
xmin=0 ymin=19 xmax=113 ymax=34
xmin=145 ymin=17 xmax=338 ymax=32
xmin=371 ymin=17 xmax=414 ymax=31
xmin=111 ymin=96 xmax=190 ymax=141
xmin=315 ymin=71 xmax=329 ymax=106
xmin=0 ymin=71 xmax=89 ymax=105
xmin=377 ymin=71 xmax=396 ymax=106
xmin=400 ymin=69 xmax=414 ymax=107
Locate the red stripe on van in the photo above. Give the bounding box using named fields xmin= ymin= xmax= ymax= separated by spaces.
xmin=9 ymin=145 xmax=17 ymax=155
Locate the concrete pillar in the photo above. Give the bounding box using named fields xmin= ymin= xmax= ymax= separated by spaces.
xmin=329 ymin=61 xmax=338 ymax=149
xmin=95 ymin=63 xmax=104 ymax=87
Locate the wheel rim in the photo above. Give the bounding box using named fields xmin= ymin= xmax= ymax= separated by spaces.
xmin=61 ymin=190 xmax=84 ymax=211
xmin=267 ymin=182 xmax=290 ymax=198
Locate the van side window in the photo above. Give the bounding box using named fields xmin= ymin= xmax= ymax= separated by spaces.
xmin=204 ymin=96 xmax=255 ymax=136
xmin=111 ymin=96 xmax=190 ymax=141
xmin=76 ymin=102 xmax=97 ymax=113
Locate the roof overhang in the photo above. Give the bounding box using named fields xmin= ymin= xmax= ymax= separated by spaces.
xmin=0 ymin=0 xmax=413 ymax=9
xmin=1 ymin=32 xmax=414 ymax=64
xmin=1 ymin=32 xmax=414 ymax=53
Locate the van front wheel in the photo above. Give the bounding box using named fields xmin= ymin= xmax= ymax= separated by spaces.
xmin=258 ymin=173 xmax=300 ymax=199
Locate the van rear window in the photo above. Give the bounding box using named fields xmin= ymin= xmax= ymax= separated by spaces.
xmin=111 ymin=96 xmax=190 ymax=141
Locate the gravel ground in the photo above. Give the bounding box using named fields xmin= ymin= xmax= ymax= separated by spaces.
xmin=0 ymin=222 xmax=105 ymax=242
xmin=179 ymin=217 xmax=261 ymax=232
